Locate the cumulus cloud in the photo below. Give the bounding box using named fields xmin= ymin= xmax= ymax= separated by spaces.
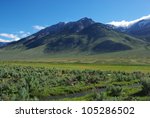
xmin=0 ymin=38 xmax=12 ymax=42
xmin=33 ymin=25 xmax=45 ymax=30
xmin=0 ymin=33 xmax=19 ymax=41
xmin=108 ymin=14 xmax=150 ymax=27
xmin=0 ymin=33 xmax=19 ymax=40
xmin=0 ymin=31 xmax=31 ymax=42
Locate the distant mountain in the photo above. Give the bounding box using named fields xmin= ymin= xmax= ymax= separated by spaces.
xmin=111 ymin=18 xmax=150 ymax=42
xmin=126 ymin=19 xmax=150 ymax=42
xmin=0 ymin=42 xmax=8 ymax=47
xmin=1 ymin=18 xmax=148 ymax=58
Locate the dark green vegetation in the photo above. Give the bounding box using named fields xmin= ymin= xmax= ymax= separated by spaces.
xmin=0 ymin=62 xmax=150 ymax=101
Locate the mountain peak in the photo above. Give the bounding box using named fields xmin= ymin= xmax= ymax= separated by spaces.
xmin=79 ymin=17 xmax=93 ymax=21
xmin=42 ymin=17 xmax=95 ymax=34
xmin=78 ymin=17 xmax=95 ymax=23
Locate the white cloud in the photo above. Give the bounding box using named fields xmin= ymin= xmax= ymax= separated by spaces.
xmin=0 ymin=31 xmax=31 ymax=42
xmin=0 ymin=33 xmax=19 ymax=40
xmin=0 ymin=25 xmax=45 ymax=42
xmin=0 ymin=38 xmax=11 ymax=42
xmin=109 ymin=20 xmax=132 ymax=27
xmin=108 ymin=14 xmax=150 ymax=27
xmin=33 ymin=25 xmax=45 ymax=30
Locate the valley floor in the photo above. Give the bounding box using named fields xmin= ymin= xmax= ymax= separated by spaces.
xmin=0 ymin=61 xmax=150 ymax=101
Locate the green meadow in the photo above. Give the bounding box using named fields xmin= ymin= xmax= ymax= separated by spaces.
xmin=1 ymin=61 xmax=150 ymax=72
xmin=0 ymin=61 xmax=150 ymax=101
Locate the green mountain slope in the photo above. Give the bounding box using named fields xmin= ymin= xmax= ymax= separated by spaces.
xmin=0 ymin=18 xmax=149 ymax=62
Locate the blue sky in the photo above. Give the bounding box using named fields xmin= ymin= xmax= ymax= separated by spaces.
xmin=0 ymin=0 xmax=150 ymax=42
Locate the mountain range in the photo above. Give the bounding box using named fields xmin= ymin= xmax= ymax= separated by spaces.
xmin=0 ymin=42 xmax=8 ymax=47
xmin=0 ymin=17 xmax=150 ymax=61
xmin=112 ymin=18 xmax=150 ymax=42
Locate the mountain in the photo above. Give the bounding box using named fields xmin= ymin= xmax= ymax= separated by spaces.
xmin=127 ymin=19 xmax=150 ymax=42
xmin=0 ymin=42 xmax=8 ymax=47
xmin=111 ymin=18 xmax=150 ymax=42
xmin=7 ymin=17 xmax=95 ymax=49
xmin=31 ymin=17 xmax=95 ymax=39
xmin=0 ymin=17 xmax=148 ymax=61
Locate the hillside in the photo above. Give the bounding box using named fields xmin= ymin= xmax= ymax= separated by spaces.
xmin=112 ymin=18 xmax=150 ymax=42
xmin=127 ymin=19 xmax=150 ymax=42
xmin=0 ymin=18 xmax=149 ymax=62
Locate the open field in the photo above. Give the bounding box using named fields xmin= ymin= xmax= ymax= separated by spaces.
xmin=0 ymin=61 xmax=150 ymax=101
xmin=0 ymin=47 xmax=150 ymax=64
xmin=0 ymin=61 xmax=150 ymax=72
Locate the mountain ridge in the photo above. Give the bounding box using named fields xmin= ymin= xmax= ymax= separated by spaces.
xmin=110 ymin=18 xmax=150 ymax=42
xmin=0 ymin=17 xmax=149 ymax=61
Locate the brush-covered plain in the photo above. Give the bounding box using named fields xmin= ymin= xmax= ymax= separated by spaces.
xmin=0 ymin=61 xmax=150 ymax=101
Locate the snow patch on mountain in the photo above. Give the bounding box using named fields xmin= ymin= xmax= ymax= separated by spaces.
xmin=108 ymin=14 xmax=150 ymax=28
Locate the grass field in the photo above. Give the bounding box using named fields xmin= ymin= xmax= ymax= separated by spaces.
xmin=0 ymin=61 xmax=150 ymax=101
xmin=0 ymin=47 xmax=150 ymax=64
xmin=0 ymin=61 xmax=150 ymax=73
